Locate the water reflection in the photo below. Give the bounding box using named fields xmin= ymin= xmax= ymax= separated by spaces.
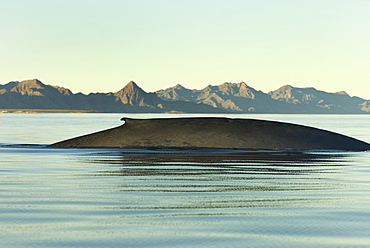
xmin=82 ymin=150 xmax=352 ymax=176
xmin=2 ymin=148 xmax=369 ymax=248
xmin=74 ymin=150 xmax=356 ymax=210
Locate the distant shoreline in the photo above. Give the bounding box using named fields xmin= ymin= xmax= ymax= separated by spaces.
xmin=0 ymin=109 xmax=101 ymax=113
xmin=1 ymin=109 xmax=370 ymax=114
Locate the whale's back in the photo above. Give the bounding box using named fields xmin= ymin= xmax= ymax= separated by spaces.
xmin=49 ymin=117 xmax=370 ymax=151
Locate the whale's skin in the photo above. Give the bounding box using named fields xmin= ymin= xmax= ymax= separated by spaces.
xmin=49 ymin=117 xmax=370 ymax=151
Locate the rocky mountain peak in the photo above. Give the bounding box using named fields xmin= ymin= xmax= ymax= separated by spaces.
xmin=0 ymin=81 xmax=18 ymax=94
xmin=280 ymin=84 xmax=293 ymax=89
xmin=17 ymin=79 xmax=45 ymax=89
xmin=122 ymin=81 xmax=143 ymax=92
xmin=217 ymin=82 xmax=256 ymax=98
xmin=10 ymin=79 xmax=46 ymax=96
xmin=336 ymin=91 xmax=349 ymax=96
xmin=269 ymin=85 xmax=314 ymax=104
xmin=20 ymin=78 xmax=44 ymax=85
xmin=236 ymin=82 xmax=257 ymax=98
xmin=114 ymin=81 xmax=159 ymax=106
xmin=50 ymin=85 xmax=72 ymax=96
xmin=269 ymin=85 xmax=294 ymax=98
xmin=174 ymin=84 xmax=187 ymax=90
xmin=155 ymin=84 xmax=194 ymax=101
xmin=237 ymin=81 xmax=248 ymax=88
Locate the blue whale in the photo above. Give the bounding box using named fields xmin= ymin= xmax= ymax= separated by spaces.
xmin=49 ymin=117 xmax=370 ymax=151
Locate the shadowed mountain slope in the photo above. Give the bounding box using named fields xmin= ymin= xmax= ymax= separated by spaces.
xmin=157 ymin=82 xmax=307 ymax=113
xmin=268 ymin=85 xmax=368 ymax=113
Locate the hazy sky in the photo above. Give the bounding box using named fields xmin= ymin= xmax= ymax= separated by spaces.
xmin=1 ymin=0 xmax=370 ymax=98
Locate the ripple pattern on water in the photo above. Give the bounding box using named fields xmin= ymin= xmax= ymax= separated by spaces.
xmin=1 ymin=148 xmax=370 ymax=247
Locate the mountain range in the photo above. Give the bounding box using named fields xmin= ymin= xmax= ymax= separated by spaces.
xmin=157 ymin=82 xmax=370 ymax=113
xmin=0 ymin=79 xmax=224 ymax=113
xmin=1 ymin=79 xmax=369 ymax=114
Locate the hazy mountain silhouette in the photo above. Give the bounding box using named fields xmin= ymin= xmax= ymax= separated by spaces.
xmin=1 ymin=79 xmax=369 ymax=113
xmin=157 ymin=82 xmax=370 ymax=114
xmin=268 ymin=85 xmax=367 ymax=113
xmin=0 ymin=79 xmax=225 ymax=113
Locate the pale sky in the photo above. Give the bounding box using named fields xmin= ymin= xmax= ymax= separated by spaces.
xmin=1 ymin=0 xmax=370 ymax=99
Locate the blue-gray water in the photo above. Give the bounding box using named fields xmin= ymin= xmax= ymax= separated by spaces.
xmin=1 ymin=113 xmax=370 ymax=247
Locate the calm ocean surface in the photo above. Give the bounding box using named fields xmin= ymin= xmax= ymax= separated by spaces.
xmin=1 ymin=113 xmax=370 ymax=248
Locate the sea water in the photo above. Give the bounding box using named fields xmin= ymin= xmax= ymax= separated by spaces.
xmin=1 ymin=113 xmax=370 ymax=248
